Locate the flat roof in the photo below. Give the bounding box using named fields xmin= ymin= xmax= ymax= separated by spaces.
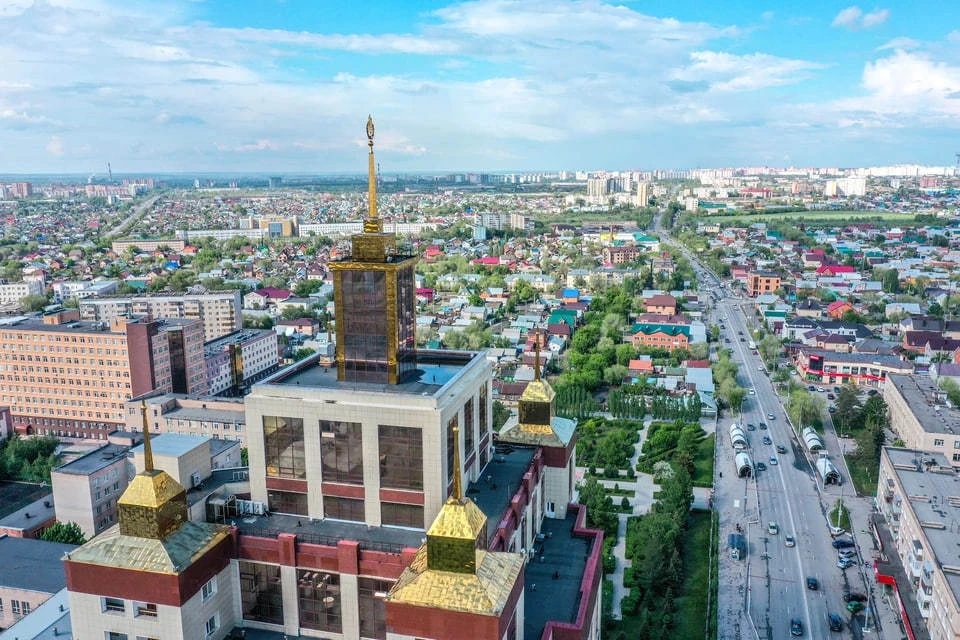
xmin=163 ymin=404 xmax=245 ymax=425
xmin=0 ymin=536 xmax=77 ymax=594
xmin=803 ymin=348 xmax=913 ymax=367
xmin=131 ymin=433 xmax=210 ymax=458
xmin=523 ymin=513 xmax=593 ymax=640
xmin=885 ymin=447 xmax=960 ymax=605
xmin=234 ymin=512 xmax=424 ymax=553
xmin=262 ymin=349 xmax=485 ymax=397
xmin=204 ymin=328 xmax=274 ymax=356
xmin=53 ymin=443 xmax=129 ymax=476
xmin=887 ymin=374 xmax=960 ymax=436
xmin=467 ymin=446 xmax=537 ymax=541
xmin=0 ymin=494 xmax=56 ymax=532
xmin=0 ymin=317 xmax=119 ymax=334
xmin=0 ymin=481 xmax=51 ymax=520
xmin=0 ymin=588 xmax=71 ymax=640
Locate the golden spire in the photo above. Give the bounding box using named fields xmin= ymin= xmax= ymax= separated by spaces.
xmin=451 ymin=425 xmax=462 ymax=500
xmin=364 ymin=115 xmax=381 ymax=233
xmin=140 ymin=399 xmax=154 ymax=472
xmin=534 ymin=329 xmax=541 ymax=382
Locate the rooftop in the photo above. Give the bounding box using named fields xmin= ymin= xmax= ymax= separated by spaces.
xmin=234 ymin=511 xmax=425 ymax=554
xmin=263 ymin=349 xmax=485 ymax=397
xmin=0 ymin=482 xmax=53 ymax=521
xmin=523 ymin=513 xmax=593 ymax=640
xmin=0 ymin=316 xmax=118 ymax=333
xmin=131 ymin=432 xmax=211 ymax=458
xmin=0 ymin=588 xmax=72 ymax=640
xmin=883 ymin=448 xmax=960 ymax=607
xmin=52 ymin=442 xmax=128 ymax=476
xmin=161 ymin=403 xmax=246 ymax=426
xmin=466 ymin=446 xmax=537 ymax=541
xmin=0 ymin=493 xmax=55 ymax=532
xmin=887 ymin=374 xmax=960 ymax=436
xmin=204 ymin=328 xmax=275 ymax=356
xmin=0 ymin=535 xmax=77 ymax=594
xmin=802 ymin=348 xmax=913 ymax=368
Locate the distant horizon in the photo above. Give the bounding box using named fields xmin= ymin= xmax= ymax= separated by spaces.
xmin=3 ymin=1 xmax=960 ymax=173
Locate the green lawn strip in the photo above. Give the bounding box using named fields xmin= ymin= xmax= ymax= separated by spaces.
xmin=692 ymin=433 xmax=715 ymax=487
xmin=673 ymin=509 xmax=714 ymax=640
xmin=844 ymin=453 xmax=878 ymax=497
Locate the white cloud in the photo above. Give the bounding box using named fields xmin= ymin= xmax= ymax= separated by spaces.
xmin=832 ymin=6 xmax=889 ymax=30
xmin=46 ymin=136 xmax=65 ymax=156
xmin=674 ymin=51 xmax=824 ymax=92
xmin=877 ymin=36 xmax=919 ymax=51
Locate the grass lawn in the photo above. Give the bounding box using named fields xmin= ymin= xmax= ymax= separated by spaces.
xmin=844 ymin=454 xmax=878 ymax=497
xmin=829 ymin=498 xmax=851 ymax=531
xmin=674 ymin=509 xmax=716 ymax=639
xmin=699 ymin=210 xmax=916 ymax=226
xmin=692 ymin=433 xmax=715 ymax=487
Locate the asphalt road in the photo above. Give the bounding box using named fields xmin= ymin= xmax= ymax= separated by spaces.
xmin=690 ymin=264 xmax=874 ymax=639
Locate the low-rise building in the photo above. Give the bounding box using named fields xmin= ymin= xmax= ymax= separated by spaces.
xmin=747 ymin=270 xmax=781 ymax=298
xmin=0 ymin=537 xmax=78 ymax=630
xmin=51 ymin=443 xmax=133 ymax=539
xmin=124 ymin=394 xmax=247 ymax=444
xmin=794 ymin=348 xmax=913 ymax=388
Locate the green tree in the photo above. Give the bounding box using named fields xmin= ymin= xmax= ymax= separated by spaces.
xmin=292 ymin=347 xmax=316 ymax=361
xmin=882 ymin=268 xmax=900 ymax=293
xmin=40 ymin=521 xmax=86 ymax=545
xmin=786 ymin=388 xmax=825 ymax=429
xmin=20 ymin=294 xmax=49 ymax=311
xmin=940 ymin=377 xmax=960 ymax=407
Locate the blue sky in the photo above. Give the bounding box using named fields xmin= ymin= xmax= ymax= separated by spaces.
xmin=1 ymin=0 xmax=959 ymax=173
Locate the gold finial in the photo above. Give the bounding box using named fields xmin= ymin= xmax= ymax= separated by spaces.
xmin=140 ymin=400 xmax=154 ymax=472
xmin=451 ymin=425 xmax=462 ymax=501
xmin=534 ymin=329 xmax=541 ymax=382
xmin=364 ymin=115 xmax=380 ymax=232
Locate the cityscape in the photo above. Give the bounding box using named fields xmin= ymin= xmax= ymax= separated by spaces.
xmin=2 ymin=2 xmax=960 ymax=640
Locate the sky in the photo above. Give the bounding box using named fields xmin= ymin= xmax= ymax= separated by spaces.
xmin=2 ymin=0 xmax=960 ymax=173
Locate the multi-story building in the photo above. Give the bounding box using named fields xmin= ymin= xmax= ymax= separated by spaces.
xmin=0 ymin=537 xmax=77 ymax=630
xmin=0 ymin=279 xmax=44 ymax=307
xmin=51 ymin=442 xmax=133 ymax=538
xmin=747 ymin=270 xmax=781 ymax=297
xmin=0 ymin=310 xmax=203 ymax=439
xmin=602 ymin=245 xmax=643 ymax=265
xmin=163 ymin=318 xmax=208 ymax=395
xmin=110 ymin=239 xmax=186 ymax=254
xmin=125 ymin=394 xmax=247 ymax=444
xmin=884 ymin=373 xmax=960 ymax=468
xmin=203 ymin=329 xmax=279 ymax=396
xmin=876 ymin=448 xmax=960 ymax=639
xmin=79 ymin=290 xmax=242 ymax=343
xmin=630 ymin=323 xmax=691 ymax=349
xmin=9 ymin=181 xmax=33 ymax=198
xmin=794 ymin=348 xmax=913 ymax=389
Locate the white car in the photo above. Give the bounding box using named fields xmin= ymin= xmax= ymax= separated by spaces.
xmin=768 ymin=522 xmax=779 ymax=535
xmin=749 ymin=389 xmax=756 ymax=395
xmin=785 ymin=535 xmax=796 ymax=547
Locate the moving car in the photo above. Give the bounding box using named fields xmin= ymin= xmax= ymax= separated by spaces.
xmin=762 ymin=435 xmax=772 ymax=445
xmin=758 ymin=422 xmax=767 ymax=429
xmin=790 ymin=618 xmax=803 ymax=636
xmin=847 ymin=601 xmax=864 ymax=613
xmin=747 ymin=423 xmax=756 ymax=431
xmin=785 ymin=535 xmax=795 ymax=547
xmin=767 ymin=413 xmax=775 ymax=420
xmin=756 ymin=461 xmax=766 ymax=471
xmin=828 ymin=613 xmax=843 ymax=631
xmin=828 ymin=405 xmax=837 ymax=413
xmin=827 ymin=393 xmax=835 ymax=400
xmin=769 ymin=456 xmax=778 ymax=466
xmin=806 ymin=576 xmax=819 ymax=590
xmin=776 ymin=445 xmax=787 ymax=454
xmin=749 ymin=388 xmax=756 ymax=395
xmin=768 ymin=522 xmax=779 ymax=535
xmin=833 ymin=538 xmax=855 ymax=549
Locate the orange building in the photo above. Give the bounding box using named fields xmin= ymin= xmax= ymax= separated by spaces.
xmin=643 ymin=294 xmax=678 ymax=315
xmin=747 ymin=271 xmax=781 ymax=297
xmin=630 ymin=324 xmax=691 ymax=349
xmin=0 ymin=310 xmax=205 ymax=440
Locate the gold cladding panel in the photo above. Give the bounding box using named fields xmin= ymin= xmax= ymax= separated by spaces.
xmin=351 ymin=233 xmax=396 ymax=263
xmin=118 ymin=470 xmax=187 ymax=509
xmin=520 ymin=380 xmax=555 ymax=404
xmin=426 ymin=499 xmax=487 ymax=540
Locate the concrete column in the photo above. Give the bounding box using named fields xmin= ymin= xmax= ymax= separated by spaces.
xmin=363 ymin=419 xmax=382 ymax=526
xmin=280 ymin=565 xmax=300 ymax=637
xmin=340 ymin=573 xmax=360 ymax=640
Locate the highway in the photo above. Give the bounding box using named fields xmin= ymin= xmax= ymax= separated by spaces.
xmin=672 ymin=230 xmax=875 ymax=639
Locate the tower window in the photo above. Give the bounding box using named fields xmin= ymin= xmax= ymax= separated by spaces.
xmin=320 ymin=420 xmax=363 ymax=484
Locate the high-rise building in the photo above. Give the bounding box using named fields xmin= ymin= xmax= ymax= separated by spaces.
xmin=79 ymin=291 xmax=242 ymax=342
xmin=0 ymin=310 xmax=205 ymax=439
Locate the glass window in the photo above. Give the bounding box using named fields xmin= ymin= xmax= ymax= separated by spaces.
xmin=105 ymin=633 xmax=128 ymax=640
xmin=134 ymin=602 xmax=157 ymax=618
xmin=446 ymin=416 xmax=458 ymax=486
xmin=101 ymin=597 xmax=125 ymax=614
xmin=298 ymin=570 xmax=341 ymax=633
xmin=267 ymin=490 xmax=308 ymax=516
xmin=263 ymin=416 xmax=305 ymax=479
xmin=381 ymin=502 xmax=424 ymax=528
xmin=240 ymin=561 xmax=284 ymax=625
xmin=479 ymin=383 xmax=488 ymax=437
xmin=202 ymin=576 xmax=217 ymax=601
xmin=358 ymin=578 xmax=393 ymax=640
xmin=205 ymin=614 xmax=219 ymax=636
xmin=323 ymin=496 xmax=364 ymax=522
xmin=339 ymin=270 xmax=388 ymax=383
xmin=463 ymin=398 xmax=475 ymax=457
xmin=320 ymin=420 xmax=363 ymax=484
xmin=378 ymin=425 xmax=422 ymax=490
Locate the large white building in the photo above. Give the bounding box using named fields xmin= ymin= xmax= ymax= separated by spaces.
xmin=0 ymin=278 xmax=44 ymax=307
xmin=79 ymin=291 xmax=242 ymax=342
xmin=203 ymin=329 xmax=279 ymax=396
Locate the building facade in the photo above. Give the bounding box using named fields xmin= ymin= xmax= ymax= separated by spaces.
xmin=124 ymin=394 xmax=246 ymax=444
xmin=884 ymin=374 xmax=960 ymax=468
xmin=51 ymin=443 xmax=133 ymax=539
xmin=79 ymin=291 xmax=242 ymax=342
xmin=747 ymin=271 xmax=781 ymax=297
xmin=204 ymin=329 xmax=279 ymax=396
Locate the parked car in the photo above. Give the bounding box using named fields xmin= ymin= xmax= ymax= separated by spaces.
xmin=776 ymin=445 xmax=787 ymax=454
xmin=806 ymin=576 xmax=819 ymax=590
xmin=833 ymin=538 xmax=855 ymax=549
xmin=837 ymin=557 xmax=856 ymax=569
xmin=791 ymin=618 xmax=804 ymax=636
xmin=763 ymin=435 xmax=772 ymax=445
xmin=807 ymin=385 xmax=816 ymax=391
xmin=828 ymin=613 xmax=843 ymax=631
xmin=828 ymin=405 xmax=837 ymax=413
xmin=747 ymin=423 xmax=756 ymax=431
xmin=847 ymin=601 xmax=864 ymax=613
xmin=834 ymin=386 xmax=841 ymax=393
xmin=830 ymin=527 xmax=846 ymax=537
xmin=838 ymin=548 xmax=857 ymax=559
xmin=843 ymin=591 xmax=867 ymax=602
xmin=749 ymin=388 xmax=756 ymax=395
xmin=827 ymin=393 xmax=835 ymax=400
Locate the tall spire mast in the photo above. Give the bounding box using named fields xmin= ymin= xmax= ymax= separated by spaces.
xmin=140 ymin=400 xmax=154 ymax=472
xmin=451 ymin=425 xmax=462 ymax=500
xmin=364 ymin=115 xmax=381 ymax=233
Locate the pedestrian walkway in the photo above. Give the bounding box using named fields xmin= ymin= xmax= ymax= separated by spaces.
xmin=609 ymin=514 xmax=631 ymax=620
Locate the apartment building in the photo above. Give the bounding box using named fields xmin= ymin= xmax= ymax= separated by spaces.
xmin=110 ymin=239 xmax=186 ymax=254
xmin=876 ymin=448 xmax=960 ymax=639
xmin=885 ymin=373 xmax=960 ymax=468
xmin=203 ymin=329 xmax=279 ymax=396
xmin=747 ymin=270 xmax=782 ymax=297
xmin=0 ymin=310 xmax=202 ymax=440
xmin=0 ymin=537 xmax=77 ymax=630
xmin=51 ymin=443 xmax=133 ymax=539
xmin=79 ymin=290 xmax=242 ymax=342
xmin=0 ymin=279 xmax=44 ymax=307
xmin=125 ymin=394 xmax=246 ymax=444
xmin=602 ymin=245 xmax=643 ymax=265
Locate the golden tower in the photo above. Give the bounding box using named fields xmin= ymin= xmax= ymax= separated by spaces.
xmin=330 ymin=116 xmax=419 ymax=384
